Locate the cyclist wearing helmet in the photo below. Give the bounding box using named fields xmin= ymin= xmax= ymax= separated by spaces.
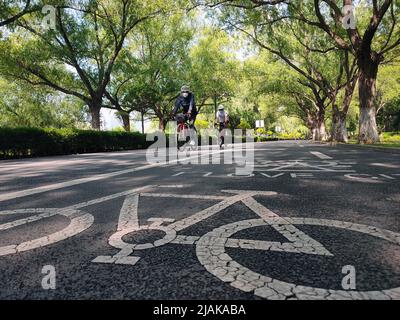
xmin=172 ymin=85 xmax=198 ymax=131
xmin=216 ymin=105 xmax=229 ymax=148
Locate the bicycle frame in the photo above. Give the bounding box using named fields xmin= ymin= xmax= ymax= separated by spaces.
xmin=175 ymin=114 xmax=191 ymax=150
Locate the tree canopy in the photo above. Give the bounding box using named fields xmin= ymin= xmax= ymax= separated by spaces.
xmin=0 ymin=0 xmax=399 ymax=144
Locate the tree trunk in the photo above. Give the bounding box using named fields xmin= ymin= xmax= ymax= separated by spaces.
xmin=331 ymin=110 xmax=348 ymax=143
xmin=308 ymin=119 xmax=326 ymax=141
xmin=330 ymin=71 xmax=357 ymax=143
xmin=121 ymin=112 xmax=130 ymax=132
xmin=314 ymin=108 xmax=327 ymax=141
xmin=90 ymin=104 xmax=101 ymax=130
xmin=141 ymin=110 xmax=145 ymax=134
xmin=358 ymin=56 xmax=380 ymax=144
xmin=313 ymin=122 xmax=327 ymax=141
xmin=158 ymin=117 xmax=166 ymax=131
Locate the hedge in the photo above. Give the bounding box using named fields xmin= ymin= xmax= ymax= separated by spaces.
xmin=0 ymin=127 xmax=307 ymax=160
xmin=0 ymin=127 xmax=152 ymax=159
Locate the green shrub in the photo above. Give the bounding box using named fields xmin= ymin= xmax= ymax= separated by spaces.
xmin=381 ymin=132 xmax=400 ymax=142
xmin=0 ymin=127 xmax=151 ymax=159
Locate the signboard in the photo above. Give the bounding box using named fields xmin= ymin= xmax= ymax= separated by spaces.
xmin=255 ymin=120 xmax=265 ymax=128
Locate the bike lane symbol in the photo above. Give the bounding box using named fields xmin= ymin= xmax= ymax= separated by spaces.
xmin=194 ymin=192 xmax=400 ymax=300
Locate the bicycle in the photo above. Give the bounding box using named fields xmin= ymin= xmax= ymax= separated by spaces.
xmin=175 ymin=113 xmax=197 ymax=151
xmin=216 ymin=122 xmax=228 ymax=149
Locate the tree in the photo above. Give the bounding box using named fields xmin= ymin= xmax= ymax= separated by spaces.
xmin=238 ymin=49 xmax=329 ymax=140
xmin=189 ymin=27 xmax=239 ymax=115
xmin=104 ymin=11 xmax=194 ymax=131
xmin=0 ymin=0 xmax=38 ymax=27
xmin=206 ymin=1 xmax=359 ymax=141
xmin=0 ymin=77 xmax=86 ymax=128
xmin=375 ymin=61 xmax=400 ymax=131
xmin=206 ymin=0 xmax=400 ymax=143
xmin=289 ymin=0 xmax=400 ymax=143
xmin=0 ymin=0 xmax=167 ymax=129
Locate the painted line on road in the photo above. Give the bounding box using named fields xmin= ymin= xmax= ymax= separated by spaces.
xmin=141 ymin=193 xmax=227 ymax=200
xmin=310 ymin=151 xmax=333 ymax=159
xmin=379 ymin=174 xmax=395 ymax=180
xmin=290 ymin=173 xmax=315 ymax=178
xmin=172 ymin=172 xmax=185 ymax=177
xmin=260 ymin=173 xmax=285 ymax=178
xmin=64 ymin=185 xmax=154 ymax=210
xmin=117 ymin=194 xmax=140 ymax=230
xmin=0 ymin=149 xmax=225 ymax=203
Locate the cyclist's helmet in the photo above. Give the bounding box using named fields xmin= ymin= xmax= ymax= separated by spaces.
xmin=181 ymin=85 xmax=190 ymax=93
xmin=218 ymin=105 xmax=224 ymax=111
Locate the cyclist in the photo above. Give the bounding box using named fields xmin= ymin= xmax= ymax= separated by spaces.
xmin=216 ymin=105 xmax=229 ymax=148
xmin=172 ymin=85 xmax=198 ymax=146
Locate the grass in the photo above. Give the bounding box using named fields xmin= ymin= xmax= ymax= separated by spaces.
xmin=348 ymin=132 xmax=400 ymax=149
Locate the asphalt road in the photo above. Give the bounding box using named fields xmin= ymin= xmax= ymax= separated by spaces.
xmin=0 ymin=140 xmax=400 ymax=300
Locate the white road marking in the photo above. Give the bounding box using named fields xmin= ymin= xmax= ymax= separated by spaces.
xmin=260 ymin=173 xmax=285 ymax=178
xmin=67 ymin=185 xmax=154 ymax=210
xmin=290 ymin=173 xmax=314 ymax=178
xmin=379 ymin=174 xmax=395 ymax=180
xmin=158 ymin=185 xmax=184 ymax=188
xmin=310 ymin=151 xmax=333 ymax=159
xmin=4 ymin=185 xmax=400 ymax=300
xmin=0 ymin=149 xmax=225 ymax=202
xmin=227 ymin=173 xmax=255 ymax=177
xmin=170 ymin=235 xmax=200 ymax=245
xmin=168 ymin=191 xmax=275 ymax=232
xmin=203 ymin=172 xmax=213 ymax=177
xmin=257 ymin=160 xmax=354 ymax=172
xmin=0 ymin=208 xmax=94 ymax=257
xmin=117 ymin=194 xmax=140 ymax=230
xmin=0 ymin=186 xmax=156 ymax=257
xmin=141 ymin=193 xmax=227 ymax=200
xmin=344 ymin=174 xmax=381 ymax=183
xmin=196 ymin=215 xmax=400 ymax=300
xmin=93 ymin=191 xmax=179 ymax=265
xmin=0 ymin=164 xmax=159 ymax=203
xmin=241 ymin=196 xmax=331 ymax=255
xmin=172 ymin=172 xmax=185 ymax=177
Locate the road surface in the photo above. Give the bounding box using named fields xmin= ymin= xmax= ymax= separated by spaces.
xmin=0 ymin=141 xmax=399 ymax=300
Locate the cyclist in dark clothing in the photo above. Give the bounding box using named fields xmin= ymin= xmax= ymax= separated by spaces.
xmin=172 ymin=85 xmax=198 ymax=131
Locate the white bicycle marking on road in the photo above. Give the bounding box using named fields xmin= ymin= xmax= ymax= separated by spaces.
xmin=92 ymin=191 xmax=276 ymax=265
xmin=2 ymin=187 xmax=400 ymax=299
xmin=0 ymin=185 xmax=155 ymax=257
xmin=88 ymin=188 xmax=400 ymax=299
xmin=0 ymin=208 xmax=93 ymax=256
xmin=196 ymin=217 xmax=400 ymax=300
xmin=310 ymin=151 xmax=333 ymax=160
